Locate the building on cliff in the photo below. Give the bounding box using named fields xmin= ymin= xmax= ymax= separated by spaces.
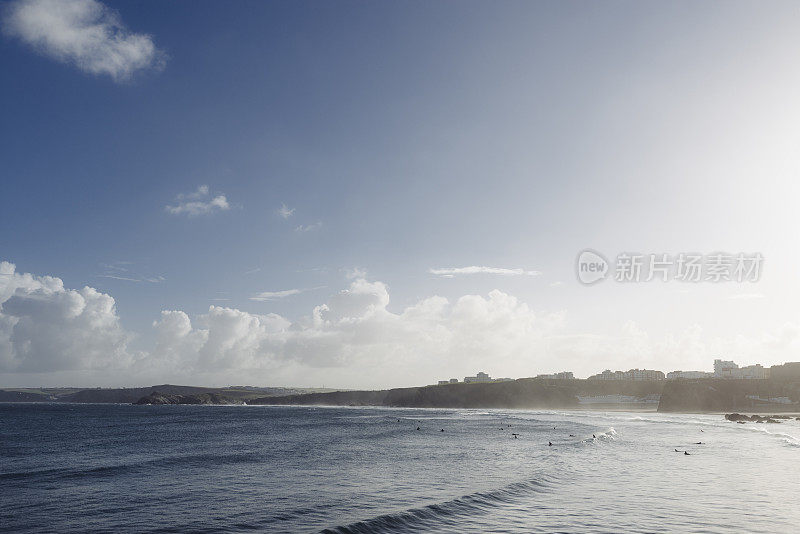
xmin=459 ymin=372 xmax=513 ymax=384
xmin=437 ymin=378 xmax=460 ymax=385
xmin=535 ymin=371 xmax=575 ymax=380
xmin=588 ymin=369 xmax=665 ymax=380
xmin=713 ymin=359 xmax=768 ymax=379
xmin=464 ymin=371 xmax=491 ymax=383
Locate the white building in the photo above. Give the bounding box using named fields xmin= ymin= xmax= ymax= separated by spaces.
xmin=714 ymin=359 xmax=738 ymax=377
xmin=464 ymin=371 xmax=492 ymax=383
xmin=536 ymin=371 xmax=575 ymax=380
xmin=713 ymin=359 xmax=768 ymax=379
xmin=588 ymin=369 xmax=664 ymax=380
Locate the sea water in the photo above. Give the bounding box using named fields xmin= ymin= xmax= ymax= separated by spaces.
xmin=1 ymin=404 xmax=798 ymax=533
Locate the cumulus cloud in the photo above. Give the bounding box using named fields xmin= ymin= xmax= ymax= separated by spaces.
xmin=2 ymin=0 xmax=166 ymax=82
xmin=276 ymin=203 xmax=295 ymax=219
xmin=429 ymin=266 xmax=542 ymax=278
xmin=141 ymin=277 xmax=566 ymax=386
xmin=165 ymin=185 xmax=230 ymax=216
xmin=147 ymin=307 xmax=290 ymax=375
xmin=4 ymin=260 xmax=800 ymax=388
xmin=0 ymin=261 xmax=133 ymax=372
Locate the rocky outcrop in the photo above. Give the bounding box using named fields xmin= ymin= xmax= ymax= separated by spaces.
xmin=724 ymin=413 xmax=784 ymax=423
xmin=134 ymin=391 xmax=236 ymax=405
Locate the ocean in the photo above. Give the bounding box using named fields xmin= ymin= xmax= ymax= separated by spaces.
xmin=1 ymin=404 xmax=798 ymax=533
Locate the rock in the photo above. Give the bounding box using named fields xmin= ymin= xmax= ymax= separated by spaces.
xmin=725 ymin=413 xmax=751 ymax=422
xmin=724 ymin=413 xmax=784 ymax=423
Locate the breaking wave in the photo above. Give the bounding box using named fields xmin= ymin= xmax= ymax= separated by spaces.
xmin=320 ymin=477 xmax=554 ymax=533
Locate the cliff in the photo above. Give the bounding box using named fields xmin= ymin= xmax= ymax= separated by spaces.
xmin=134 ymin=391 xmax=237 ymax=405
xmin=657 ymin=379 xmax=800 ymax=412
xmin=0 ymin=385 xmax=338 ymax=404
xmin=249 ymin=378 xmax=666 ymax=409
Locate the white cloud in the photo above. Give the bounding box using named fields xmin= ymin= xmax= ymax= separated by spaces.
xmin=4 ymin=260 xmax=800 ymax=388
xmin=2 ymin=0 xmax=166 ymax=82
xmin=145 ymin=277 xmax=566 ymax=385
xmin=0 ymin=261 xmax=133 ymax=372
xmin=98 ymin=274 xmax=140 ymax=283
xmin=250 ymin=289 xmax=303 ymax=301
xmin=165 ymin=185 xmax=230 ymax=217
xmin=276 ymin=203 xmax=295 ymax=219
xmin=147 ymin=307 xmax=290 ymax=374
xmin=98 ymin=274 xmax=164 ymax=283
xmin=344 ymin=267 xmax=367 ymax=280
xmin=98 ymin=261 xmax=163 ymax=283
xmin=294 ymin=222 xmax=322 ymax=233
xmin=250 ymin=286 xmax=325 ymax=301
xmin=429 ymin=266 xmax=542 ymax=277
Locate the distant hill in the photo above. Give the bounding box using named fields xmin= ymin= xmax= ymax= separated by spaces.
xmin=249 ymin=378 xmax=666 ymax=410
xmin=0 ymin=390 xmax=57 ymax=402
xmin=251 ymin=377 xmax=800 ymax=412
xmin=0 ymin=385 xmax=339 ymax=404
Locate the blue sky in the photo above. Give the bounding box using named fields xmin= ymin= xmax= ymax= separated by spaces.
xmin=2 ymin=0 xmax=800 ymax=388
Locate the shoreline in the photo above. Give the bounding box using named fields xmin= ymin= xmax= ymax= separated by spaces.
xmin=3 ymin=401 xmax=799 ymax=418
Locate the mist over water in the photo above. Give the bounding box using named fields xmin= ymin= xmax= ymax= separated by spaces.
xmin=2 ymin=404 xmax=798 ymax=533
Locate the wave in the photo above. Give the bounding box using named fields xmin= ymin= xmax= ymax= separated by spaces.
xmin=580 ymin=427 xmax=617 ymax=444
xmin=320 ymin=477 xmax=554 ymax=534
xmin=737 ymin=424 xmax=800 ymax=448
xmin=0 ymin=451 xmax=263 ymax=483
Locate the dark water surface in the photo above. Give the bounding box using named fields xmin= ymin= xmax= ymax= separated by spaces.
xmin=1 ymin=404 xmax=798 ymax=533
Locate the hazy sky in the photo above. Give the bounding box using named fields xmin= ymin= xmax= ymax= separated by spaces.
xmin=2 ymin=0 xmax=800 ymax=388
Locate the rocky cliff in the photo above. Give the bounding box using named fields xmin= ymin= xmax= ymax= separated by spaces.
xmin=657 ymin=379 xmax=800 ymax=412
xmin=249 ymin=378 xmax=666 ymax=409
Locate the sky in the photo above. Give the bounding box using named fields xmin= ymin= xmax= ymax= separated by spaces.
xmin=2 ymin=0 xmax=800 ymax=389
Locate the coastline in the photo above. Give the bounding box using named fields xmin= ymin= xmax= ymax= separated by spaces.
xmin=4 ymin=376 xmax=800 ymax=414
